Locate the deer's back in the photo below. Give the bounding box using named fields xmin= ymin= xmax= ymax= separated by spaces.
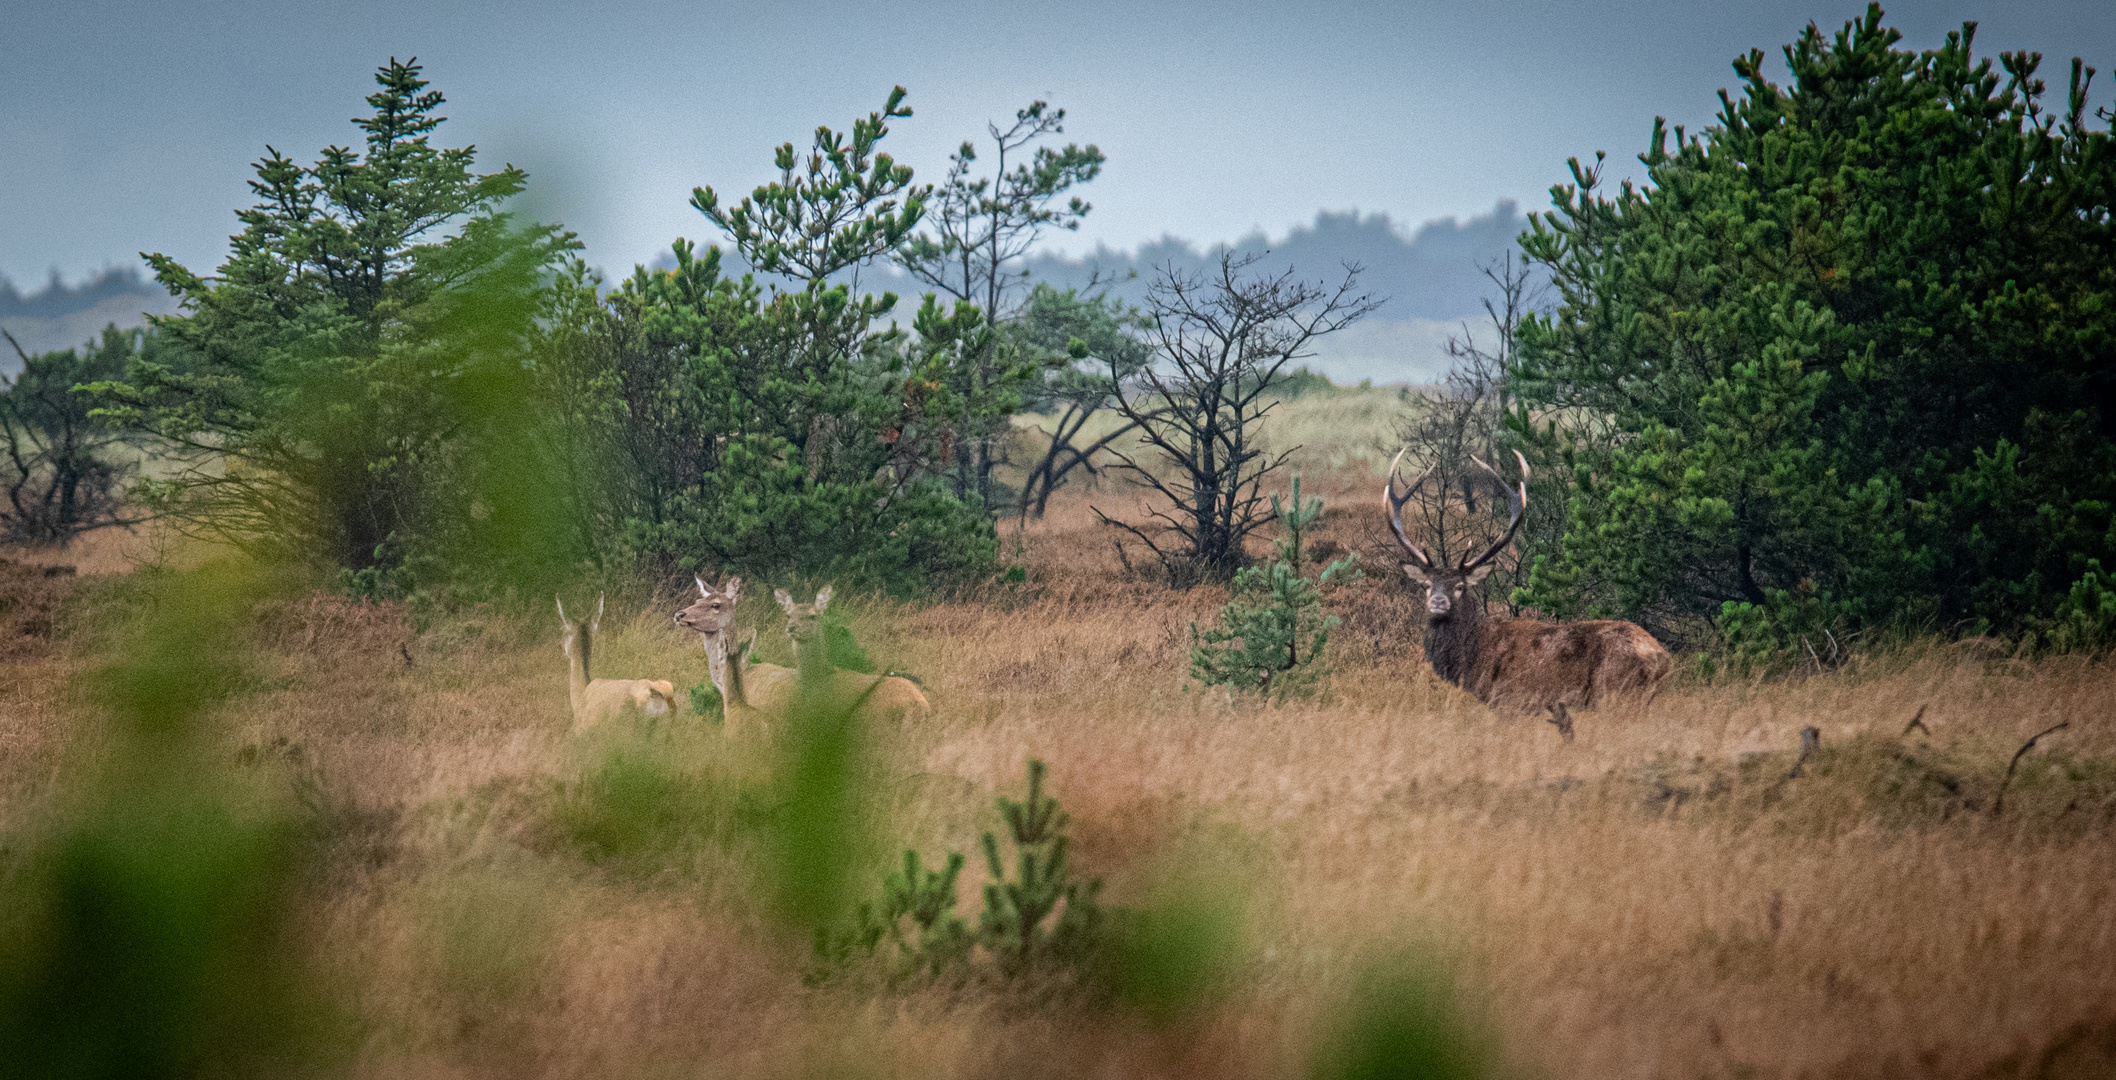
xmin=1480 ymin=617 xmax=1670 ymax=713
xmin=575 ymin=678 xmax=677 ymax=730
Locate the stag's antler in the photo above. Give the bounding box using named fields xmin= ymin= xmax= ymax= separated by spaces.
xmin=1383 ymin=447 xmax=1438 ymax=569
xmin=1460 ymin=450 xmax=1530 ymax=572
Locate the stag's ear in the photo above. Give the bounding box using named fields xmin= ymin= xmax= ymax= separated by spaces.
xmin=774 ymin=588 xmax=796 ymax=614
xmin=724 ymin=576 xmax=741 ymax=601
xmin=1464 ymin=564 xmax=1496 ymax=587
xmin=696 ymin=575 xmax=710 ymax=598
xmin=813 ymin=584 xmax=832 ymax=612
xmin=1401 ymin=563 xmax=1430 ymax=584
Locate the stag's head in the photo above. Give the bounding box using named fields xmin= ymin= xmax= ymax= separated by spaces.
xmin=1383 ymin=448 xmax=1529 ymax=622
xmin=675 ymin=576 xmax=741 ymax=643
xmin=774 ymin=585 xmax=832 ymax=649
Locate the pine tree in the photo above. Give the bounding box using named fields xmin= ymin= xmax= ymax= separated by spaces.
xmin=1512 ymin=6 xmax=2116 ymax=645
xmin=1190 ymin=476 xmax=1359 ymax=698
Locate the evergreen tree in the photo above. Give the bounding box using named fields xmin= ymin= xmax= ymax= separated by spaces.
xmin=91 ymin=59 xmax=578 ymax=589
xmin=544 ymin=90 xmax=1000 ymax=593
xmin=1190 ymin=476 xmax=1358 ymax=698
xmin=1512 ymin=6 xmax=2116 ymax=646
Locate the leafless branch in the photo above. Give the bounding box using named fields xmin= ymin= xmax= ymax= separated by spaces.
xmin=1992 ymin=721 xmax=2069 ymax=817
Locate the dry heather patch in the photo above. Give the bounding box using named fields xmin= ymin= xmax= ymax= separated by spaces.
xmin=6 ymin=486 xmax=2116 ymax=1079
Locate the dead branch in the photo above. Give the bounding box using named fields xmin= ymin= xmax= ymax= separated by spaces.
xmin=1900 ymin=706 xmax=1929 ymax=738
xmin=1992 ymin=721 xmax=2069 ymax=817
xmin=1787 ymin=726 xmax=1821 ymax=779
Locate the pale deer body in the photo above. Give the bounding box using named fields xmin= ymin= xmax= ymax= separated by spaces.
xmin=558 ymin=596 xmax=676 ymax=731
xmin=675 ymin=576 xmax=798 ymax=732
xmin=676 ymin=579 xmax=930 ymax=729
xmin=774 ymin=586 xmax=931 ymax=725
xmin=1386 ymin=450 xmax=1671 ymax=736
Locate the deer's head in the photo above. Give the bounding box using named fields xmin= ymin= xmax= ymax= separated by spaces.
xmin=1383 ymin=448 xmax=1529 ymax=622
xmin=774 ymin=585 xmax=832 ymax=649
xmin=557 ymin=594 xmax=605 ymax=660
xmin=675 ymin=576 xmax=741 ymax=643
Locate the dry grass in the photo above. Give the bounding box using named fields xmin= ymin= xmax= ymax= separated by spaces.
xmin=5 ymin=478 xmax=2115 ymax=1080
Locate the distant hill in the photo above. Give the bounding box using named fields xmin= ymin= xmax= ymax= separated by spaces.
xmin=0 ymin=267 xmax=178 ymax=372
xmin=691 ymin=201 xmax=1535 ymax=385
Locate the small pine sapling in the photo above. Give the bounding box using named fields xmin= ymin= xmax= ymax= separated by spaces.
xmin=1190 ymin=475 xmax=1359 ymax=698
xmin=978 ymin=759 xmax=1102 ymax=976
xmin=812 ymin=758 xmax=1104 ymax=987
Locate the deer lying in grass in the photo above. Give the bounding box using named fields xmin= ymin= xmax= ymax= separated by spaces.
xmin=773 ymin=586 xmax=930 ymax=724
xmin=557 ymin=595 xmax=676 ymax=731
xmin=1385 ymin=449 xmax=1671 ymax=739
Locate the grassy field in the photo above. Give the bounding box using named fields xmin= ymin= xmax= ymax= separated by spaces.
xmin=4 ymin=429 xmax=2115 ymax=1078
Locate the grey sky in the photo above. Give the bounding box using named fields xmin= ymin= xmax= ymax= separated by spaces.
xmin=4 ymin=0 xmax=2110 ymax=288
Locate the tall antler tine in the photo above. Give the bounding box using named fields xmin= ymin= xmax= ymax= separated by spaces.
xmin=556 ymin=596 xmax=569 ymax=626
xmin=1382 ymin=447 xmax=1436 ymax=567
xmin=1462 ymin=449 xmax=1531 ymax=572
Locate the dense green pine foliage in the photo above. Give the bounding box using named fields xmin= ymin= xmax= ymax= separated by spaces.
xmin=1511 ymin=5 xmax=2116 ymax=648
xmin=91 ymin=59 xmax=580 ymax=594
xmin=541 ymin=88 xmax=1002 ymax=594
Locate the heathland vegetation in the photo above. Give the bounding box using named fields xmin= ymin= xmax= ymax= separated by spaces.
xmin=2 ymin=6 xmax=2114 ymax=1078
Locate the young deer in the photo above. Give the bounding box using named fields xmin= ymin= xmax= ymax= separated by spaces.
xmin=774 ymin=586 xmax=931 ymax=725
xmin=1385 ymin=449 xmax=1671 ymax=739
xmin=698 ymin=625 xmax=771 ymax=734
xmin=557 ymin=595 xmax=676 ymax=731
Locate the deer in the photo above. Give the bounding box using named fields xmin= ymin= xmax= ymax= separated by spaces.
xmin=1384 ymin=448 xmax=1671 ymax=740
xmin=774 ymin=585 xmax=931 ymax=725
xmin=673 ymin=578 xmax=929 ymax=729
xmin=675 ymin=575 xmax=800 ymax=733
xmin=557 ymin=595 xmax=677 ymax=731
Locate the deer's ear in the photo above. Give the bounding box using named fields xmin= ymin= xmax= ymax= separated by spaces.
xmin=724 ymin=576 xmax=741 ymax=600
xmin=1401 ymin=563 xmax=1431 ymax=584
xmin=774 ymin=588 xmax=795 ymax=613
xmin=1465 ymin=564 xmax=1496 ymax=586
xmin=813 ymin=585 xmax=832 ymax=612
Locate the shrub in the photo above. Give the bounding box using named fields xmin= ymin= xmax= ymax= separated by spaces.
xmin=813 ymin=759 xmax=1103 ymax=987
xmin=1190 ymin=476 xmax=1359 ymax=698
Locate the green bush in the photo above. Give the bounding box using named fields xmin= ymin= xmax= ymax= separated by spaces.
xmin=813 ymin=759 xmax=1103 ymax=987
xmin=1511 ymin=6 xmax=2116 ymax=649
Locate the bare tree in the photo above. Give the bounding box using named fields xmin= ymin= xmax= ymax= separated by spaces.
xmin=2 ymin=327 xmax=141 ymax=545
xmin=1390 ymin=253 xmax=1547 ymax=611
xmin=1095 ymin=252 xmax=1377 ymax=585
xmin=1009 ymin=282 xmax=1156 ymax=522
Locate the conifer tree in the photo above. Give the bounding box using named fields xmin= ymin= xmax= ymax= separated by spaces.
xmin=91 ymin=59 xmax=577 ymax=588
xmin=1512 ymin=6 xmax=2116 ymax=644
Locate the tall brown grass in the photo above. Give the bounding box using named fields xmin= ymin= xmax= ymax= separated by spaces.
xmin=3 ymin=470 xmax=2113 ymax=1079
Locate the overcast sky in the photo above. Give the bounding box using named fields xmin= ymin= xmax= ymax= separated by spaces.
xmin=4 ymin=0 xmax=2111 ymax=288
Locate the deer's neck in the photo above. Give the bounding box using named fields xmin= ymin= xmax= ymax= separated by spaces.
xmin=1426 ymin=602 xmax=1489 ymax=690
xmin=566 ymin=635 xmax=589 ymax=717
xmin=794 ymin=633 xmax=833 ymax=691
xmin=706 ymin=638 xmax=748 ymax=711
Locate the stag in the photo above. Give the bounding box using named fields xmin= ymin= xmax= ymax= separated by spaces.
xmin=1384 ymin=449 xmax=1671 ymax=738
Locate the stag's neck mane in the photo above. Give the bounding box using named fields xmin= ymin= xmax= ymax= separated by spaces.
xmin=1426 ymin=598 xmax=1490 ymax=689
